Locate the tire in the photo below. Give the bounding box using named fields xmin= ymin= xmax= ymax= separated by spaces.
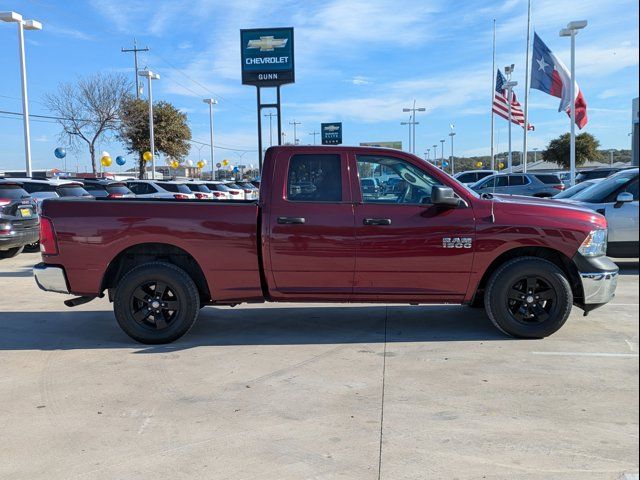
xmin=114 ymin=261 xmax=200 ymax=344
xmin=484 ymin=257 xmax=573 ymax=338
xmin=0 ymin=246 xmax=24 ymax=259
xmin=23 ymin=242 xmax=40 ymax=253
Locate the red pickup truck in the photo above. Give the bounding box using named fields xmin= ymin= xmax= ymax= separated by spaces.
xmin=34 ymin=146 xmax=618 ymax=344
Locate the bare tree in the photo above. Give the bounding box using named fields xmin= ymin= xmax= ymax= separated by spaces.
xmin=45 ymin=73 xmax=131 ymax=174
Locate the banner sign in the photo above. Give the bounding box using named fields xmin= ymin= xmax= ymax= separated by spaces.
xmin=321 ymin=122 xmax=342 ymax=145
xmin=240 ymin=28 xmax=295 ymax=86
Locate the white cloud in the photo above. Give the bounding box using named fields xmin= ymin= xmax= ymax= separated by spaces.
xmin=45 ymin=24 xmax=94 ymax=41
xmin=351 ymin=76 xmax=372 ymax=86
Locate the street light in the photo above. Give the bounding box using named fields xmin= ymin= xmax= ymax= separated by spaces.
xmin=503 ymin=64 xmax=518 ymax=173
xmin=533 ymin=147 xmax=539 ymax=164
xmin=449 ymin=126 xmax=456 ymax=175
xmin=560 ymin=20 xmax=587 ymax=186
xmin=440 ymin=139 xmax=445 ymax=170
xmin=432 ymin=144 xmax=438 ymax=168
xmin=403 ymin=100 xmax=426 ymax=154
xmin=203 ymin=98 xmax=217 ymax=180
xmin=138 ymin=70 xmax=160 ymax=179
xmin=400 ymin=117 xmax=416 ymax=153
xmin=1 ymin=11 xmax=42 ymax=177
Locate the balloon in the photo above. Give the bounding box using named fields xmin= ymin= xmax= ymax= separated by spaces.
xmin=222 ymin=159 xmax=229 ymax=166
xmin=101 ymin=156 xmax=112 ymax=167
xmin=171 ymin=160 xmax=180 ymax=169
xmin=199 ymin=159 xmax=207 ymax=166
xmin=185 ymin=159 xmax=194 ymax=167
xmin=54 ymin=147 xmax=66 ymax=159
xmin=143 ymin=151 xmax=153 ymax=162
xmin=101 ymin=151 xmax=110 ymax=159
xmin=115 ymin=156 xmax=126 ymax=166
xmin=499 ymin=162 xmax=505 ymax=169
xmin=442 ymin=161 xmax=449 ymax=168
xmin=197 ymin=161 xmax=205 ymax=169
xmin=475 ymin=161 xmax=483 ymax=168
xmin=233 ymin=167 xmax=239 ymax=173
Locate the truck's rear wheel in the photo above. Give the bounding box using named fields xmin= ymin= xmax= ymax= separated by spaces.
xmin=484 ymin=257 xmax=572 ymax=338
xmin=114 ymin=262 xmax=200 ymax=344
xmin=0 ymin=246 xmax=24 ymax=259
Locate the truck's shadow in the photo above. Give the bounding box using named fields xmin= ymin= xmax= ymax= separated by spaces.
xmin=0 ymin=305 xmax=509 ymax=352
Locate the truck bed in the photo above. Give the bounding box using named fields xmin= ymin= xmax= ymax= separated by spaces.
xmin=41 ymin=198 xmax=264 ymax=302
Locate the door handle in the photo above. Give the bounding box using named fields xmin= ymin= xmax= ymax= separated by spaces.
xmin=277 ymin=216 xmax=306 ymax=224
xmin=363 ymin=218 xmax=392 ymax=226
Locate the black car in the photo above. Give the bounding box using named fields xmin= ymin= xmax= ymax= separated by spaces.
xmin=0 ymin=180 xmax=39 ymax=259
xmin=79 ymin=178 xmax=135 ymax=198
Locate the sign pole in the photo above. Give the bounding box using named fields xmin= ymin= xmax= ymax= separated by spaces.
xmin=257 ymin=87 xmax=263 ymax=172
xmin=277 ymin=86 xmax=282 ymax=146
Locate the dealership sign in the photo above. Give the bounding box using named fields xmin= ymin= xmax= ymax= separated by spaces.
xmin=240 ymin=28 xmax=295 ymax=86
xmin=321 ymin=122 xmax=342 ymax=145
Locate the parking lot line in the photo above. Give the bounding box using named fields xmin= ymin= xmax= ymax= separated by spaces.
xmin=531 ymin=351 xmax=639 ymax=358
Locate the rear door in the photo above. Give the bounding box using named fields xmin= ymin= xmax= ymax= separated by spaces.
xmin=265 ymin=150 xmax=355 ymax=297
xmin=350 ymin=153 xmax=475 ymax=301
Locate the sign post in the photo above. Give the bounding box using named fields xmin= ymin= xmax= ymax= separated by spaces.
xmin=321 ymin=122 xmax=342 ymax=145
xmin=240 ymin=27 xmax=295 ymax=172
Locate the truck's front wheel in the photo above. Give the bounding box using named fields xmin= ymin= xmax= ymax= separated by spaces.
xmin=484 ymin=257 xmax=573 ymax=338
xmin=114 ymin=262 xmax=200 ymax=344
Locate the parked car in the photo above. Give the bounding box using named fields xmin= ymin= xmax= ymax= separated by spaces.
xmin=384 ymin=176 xmax=405 ymax=194
xmin=184 ymin=182 xmax=215 ymax=200
xmin=79 ymin=179 xmax=135 ymax=198
xmin=0 ymin=180 xmax=39 ymax=259
xmin=557 ymin=168 xmax=638 ymax=258
xmin=203 ymin=181 xmax=233 ymax=200
xmin=472 ymin=173 xmax=565 ymax=197
xmin=575 ymin=167 xmax=625 ymax=183
xmin=553 ymin=179 xmax=602 ymax=199
xmin=12 ymin=178 xmax=91 ymax=212
xmin=222 ymin=182 xmax=247 ymax=200
xmin=126 ymin=180 xmax=196 ymax=199
xmin=35 ymin=145 xmax=617 ymax=344
xmin=238 ymin=182 xmax=260 ymax=201
xmin=454 ymin=170 xmax=498 ymax=186
xmin=360 ymin=177 xmax=382 ymax=199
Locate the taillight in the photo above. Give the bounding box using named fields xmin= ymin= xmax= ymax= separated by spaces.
xmin=194 ymin=192 xmax=207 ymax=199
xmin=553 ymin=184 xmax=565 ymax=190
xmin=107 ymin=193 xmax=124 ymax=198
xmin=40 ymin=217 xmax=58 ymax=255
xmin=212 ymin=191 xmax=223 ymax=198
xmin=0 ymin=198 xmax=11 ymax=207
xmin=230 ymin=191 xmax=239 ymax=195
xmin=244 ymin=189 xmax=252 ymax=193
xmin=174 ymin=193 xmax=189 ymax=200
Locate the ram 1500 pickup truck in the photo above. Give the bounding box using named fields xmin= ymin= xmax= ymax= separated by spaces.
xmin=34 ymin=146 xmax=619 ymax=344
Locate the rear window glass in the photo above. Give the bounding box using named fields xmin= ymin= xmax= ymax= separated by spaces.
xmin=186 ymin=184 xmax=211 ymax=193
xmin=287 ymin=154 xmax=342 ymax=202
xmin=105 ymin=184 xmax=132 ymax=194
xmin=57 ymin=185 xmax=91 ymax=197
xmin=534 ymin=174 xmax=562 ymax=184
xmin=157 ymin=182 xmax=191 ymax=194
xmin=456 ymin=173 xmax=476 ymax=183
xmin=207 ymin=183 xmax=231 ymax=192
xmin=21 ymin=182 xmax=57 ymax=193
xmin=509 ymin=175 xmax=527 ymax=186
xmin=0 ymin=184 xmax=29 ymax=199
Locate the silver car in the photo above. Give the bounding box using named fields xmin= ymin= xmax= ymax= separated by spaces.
xmin=126 ymin=180 xmax=196 ymax=199
xmin=558 ymin=168 xmax=638 ymax=258
xmin=472 ymin=173 xmax=565 ymax=198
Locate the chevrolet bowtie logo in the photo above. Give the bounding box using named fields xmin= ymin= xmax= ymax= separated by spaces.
xmin=247 ymin=36 xmax=288 ymax=52
xmin=324 ymin=125 xmax=339 ymax=132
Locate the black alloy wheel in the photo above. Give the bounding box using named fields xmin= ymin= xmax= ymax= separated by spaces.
xmin=506 ymin=275 xmax=558 ymax=324
xmin=130 ymin=280 xmax=180 ymax=330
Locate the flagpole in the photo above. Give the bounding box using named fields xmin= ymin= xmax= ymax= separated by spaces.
xmin=490 ymin=19 xmax=496 ymax=170
xmin=522 ymin=0 xmax=532 ymax=172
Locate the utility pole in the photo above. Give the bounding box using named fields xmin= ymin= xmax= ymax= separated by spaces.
xmin=440 ymin=139 xmax=445 ymax=170
xmin=203 ymin=98 xmax=217 ymax=180
xmin=289 ymin=120 xmax=301 ymax=145
xmin=449 ymin=129 xmax=456 ymax=175
xmin=264 ymin=112 xmax=277 ymax=147
xmin=309 ymin=131 xmax=320 ymax=145
xmin=425 ymin=148 xmax=430 ymax=162
xmin=403 ymin=100 xmax=426 ymax=154
xmin=432 ymin=144 xmax=438 ymax=168
xmin=138 ymin=70 xmax=160 ymax=179
xmin=504 ymin=64 xmax=518 ymax=173
xmin=401 ymin=115 xmax=418 ymax=153
xmin=122 ymin=38 xmax=149 ymax=98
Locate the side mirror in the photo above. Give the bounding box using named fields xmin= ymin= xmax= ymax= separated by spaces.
xmin=614 ymin=191 xmax=634 ymax=208
xmin=431 ymin=186 xmax=459 ymax=207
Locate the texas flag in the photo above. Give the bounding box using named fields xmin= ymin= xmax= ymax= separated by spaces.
xmin=531 ymin=32 xmax=588 ymax=128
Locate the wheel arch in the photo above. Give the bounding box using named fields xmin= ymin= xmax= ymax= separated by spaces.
xmin=470 ymin=246 xmax=583 ymax=305
xmin=101 ymin=242 xmax=211 ymax=303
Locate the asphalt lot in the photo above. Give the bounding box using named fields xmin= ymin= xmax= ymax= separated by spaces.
xmin=0 ymin=252 xmax=638 ymax=480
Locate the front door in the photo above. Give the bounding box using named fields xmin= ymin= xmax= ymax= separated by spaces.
xmin=265 ymin=151 xmax=356 ymax=297
xmin=351 ymin=154 xmax=475 ymax=301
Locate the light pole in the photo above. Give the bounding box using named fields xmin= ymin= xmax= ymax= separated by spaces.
xmin=264 ymin=112 xmax=277 ymax=147
xmin=560 ymin=20 xmax=587 ymax=186
xmin=432 ymin=144 xmax=438 ymax=168
xmin=138 ymin=70 xmax=160 ymax=179
xmin=309 ymin=131 xmax=320 ymax=145
xmin=203 ymin=98 xmax=217 ymax=180
xmin=449 ymin=127 xmax=456 ymax=175
xmin=425 ymin=148 xmax=430 ymax=162
xmin=533 ymin=147 xmax=539 ymax=165
xmin=400 ymin=117 xmax=415 ymax=153
xmin=403 ymin=100 xmax=426 ymax=154
xmin=440 ymin=139 xmax=445 ymax=171
xmin=609 ymin=149 xmax=615 ymax=166
xmin=289 ymin=120 xmax=301 ymax=145
xmin=1 ymin=11 xmax=42 ymax=177
xmin=504 ymin=64 xmax=518 ymax=173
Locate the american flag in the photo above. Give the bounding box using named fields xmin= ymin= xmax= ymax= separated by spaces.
xmin=493 ymin=69 xmax=534 ymax=130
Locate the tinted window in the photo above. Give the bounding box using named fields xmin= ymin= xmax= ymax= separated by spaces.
xmin=456 ymin=172 xmax=476 ymax=183
xmin=509 ymin=175 xmax=527 ymax=186
xmin=127 ymin=182 xmax=154 ymax=195
xmin=356 ymin=155 xmax=442 ymax=204
xmin=624 ymin=179 xmax=639 ymax=200
xmin=495 ymin=176 xmax=508 ymax=187
xmin=287 ymin=154 xmax=342 ymax=202
xmin=572 ymin=170 xmax=638 ymax=203
xmin=207 ymin=183 xmax=231 ymax=192
xmin=186 ymin=184 xmax=210 ymax=193
xmin=534 ymin=174 xmax=562 ymax=185
xmin=105 ymin=184 xmax=132 ymax=195
xmin=0 ymin=184 xmax=29 ymax=199
xmin=553 ymin=181 xmax=593 ymax=199
xmin=157 ymin=182 xmax=191 ymax=194
xmin=56 ymin=185 xmax=90 ymax=197
xmin=21 ymin=182 xmax=57 ymax=193
xmin=361 ymin=179 xmax=375 ymax=187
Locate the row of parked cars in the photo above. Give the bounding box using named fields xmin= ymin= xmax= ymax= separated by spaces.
xmin=0 ymin=177 xmax=259 ymax=259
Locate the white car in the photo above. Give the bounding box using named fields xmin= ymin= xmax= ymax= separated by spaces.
xmin=558 ymin=168 xmax=638 ymax=258
xmin=222 ymin=182 xmax=246 ymax=200
xmin=184 ymin=181 xmax=215 ymax=200
xmin=204 ymin=181 xmax=232 ymax=200
xmin=126 ymin=180 xmax=196 ymax=199
xmin=12 ymin=178 xmax=92 ymax=213
xmin=454 ymin=169 xmax=498 ymax=186
xmin=237 ymin=182 xmax=259 ymax=201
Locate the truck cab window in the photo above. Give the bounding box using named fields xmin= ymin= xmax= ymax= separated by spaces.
xmin=287 ymin=154 xmax=342 ymax=202
xmin=356 ymin=155 xmax=442 ymax=204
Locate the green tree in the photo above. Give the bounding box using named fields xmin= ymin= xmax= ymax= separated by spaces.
xmin=118 ymin=97 xmax=192 ymax=178
xmin=543 ymin=132 xmax=601 ymax=169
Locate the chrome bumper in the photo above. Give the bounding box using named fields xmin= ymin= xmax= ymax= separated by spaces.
xmin=580 ymin=269 xmax=618 ymax=305
xmin=33 ymin=263 xmax=69 ymax=294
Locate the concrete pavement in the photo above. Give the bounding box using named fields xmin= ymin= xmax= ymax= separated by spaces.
xmin=0 ymin=252 xmax=638 ymax=479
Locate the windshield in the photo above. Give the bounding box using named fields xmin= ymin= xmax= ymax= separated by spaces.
xmin=571 ymin=170 xmax=638 ymax=203
xmin=553 ymin=181 xmax=594 ymax=199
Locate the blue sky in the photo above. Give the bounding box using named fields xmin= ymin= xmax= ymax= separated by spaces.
xmin=0 ymin=0 xmax=638 ymax=172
